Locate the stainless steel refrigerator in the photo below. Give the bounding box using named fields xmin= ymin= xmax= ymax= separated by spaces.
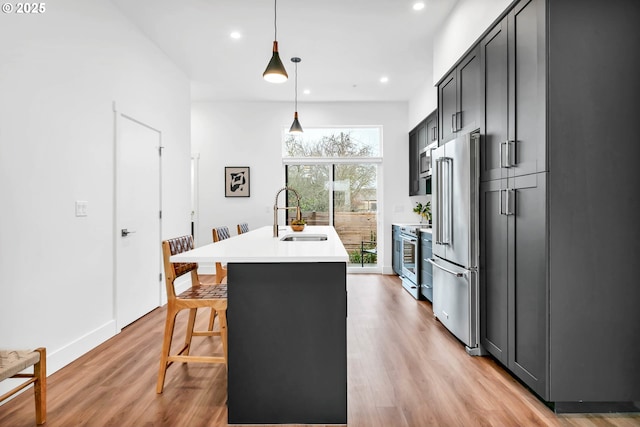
xmin=429 ymin=132 xmax=483 ymax=355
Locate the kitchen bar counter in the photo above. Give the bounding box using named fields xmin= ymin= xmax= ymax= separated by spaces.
xmin=170 ymin=225 xmax=348 ymax=264
xmin=170 ymin=225 xmax=348 ymax=425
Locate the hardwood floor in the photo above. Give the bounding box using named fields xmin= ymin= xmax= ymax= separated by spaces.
xmin=1 ymin=274 xmax=638 ymax=426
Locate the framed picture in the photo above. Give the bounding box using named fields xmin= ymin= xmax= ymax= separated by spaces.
xmin=225 ymin=166 xmax=250 ymax=197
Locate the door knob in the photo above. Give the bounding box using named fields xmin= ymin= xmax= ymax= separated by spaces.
xmin=121 ymin=229 xmax=136 ymax=237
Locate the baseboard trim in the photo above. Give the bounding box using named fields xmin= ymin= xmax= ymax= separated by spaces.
xmin=554 ymin=401 xmax=640 ymax=414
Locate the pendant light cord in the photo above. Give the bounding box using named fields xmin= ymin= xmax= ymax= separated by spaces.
xmin=294 ymin=61 xmax=298 ymax=111
xmin=274 ymin=0 xmax=278 ymax=40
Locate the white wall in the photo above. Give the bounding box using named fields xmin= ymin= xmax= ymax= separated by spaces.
xmin=433 ymin=0 xmax=513 ymax=83
xmin=192 ymin=101 xmax=423 ymax=273
xmin=408 ymin=42 xmax=437 ymax=131
xmin=0 ymin=0 xmax=191 ymax=390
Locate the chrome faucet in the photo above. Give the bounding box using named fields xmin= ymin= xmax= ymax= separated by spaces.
xmin=273 ymin=186 xmax=302 ymax=237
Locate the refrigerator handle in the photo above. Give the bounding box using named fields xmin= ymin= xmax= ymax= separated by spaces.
xmin=444 ymin=157 xmax=453 ymax=245
xmin=499 ymin=189 xmax=505 ymax=215
xmin=435 ymin=158 xmax=443 ymax=244
xmin=427 ymin=258 xmax=464 ymax=277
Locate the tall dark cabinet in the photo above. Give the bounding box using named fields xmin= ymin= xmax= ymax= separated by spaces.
xmin=479 ymin=0 xmax=548 ymax=398
xmin=439 ymin=0 xmax=640 ymax=410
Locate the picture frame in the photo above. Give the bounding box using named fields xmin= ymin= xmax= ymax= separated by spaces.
xmin=225 ymin=166 xmax=250 ymax=197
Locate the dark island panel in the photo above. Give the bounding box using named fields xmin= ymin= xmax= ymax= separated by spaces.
xmin=227 ymin=262 xmax=347 ymax=425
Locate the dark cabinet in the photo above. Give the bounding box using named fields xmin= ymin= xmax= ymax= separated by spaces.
xmin=425 ymin=111 xmax=438 ymax=145
xmin=419 ymin=230 xmax=433 ymax=302
xmin=392 ymin=225 xmax=402 ymax=275
xmin=438 ymin=47 xmax=481 ymax=144
xmin=479 ymin=0 xmax=548 ymax=398
xmin=480 ymin=21 xmax=508 ymax=182
xmin=479 ymin=0 xmax=548 ymax=399
xmin=409 ymin=110 xmax=437 ymax=196
xmin=480 ymin=0 xmax=545 ymax=182
xmin=408 ymin=129 xmax=421 ymax=195
xmin=480 ymin=173 xmax=547 ymax=397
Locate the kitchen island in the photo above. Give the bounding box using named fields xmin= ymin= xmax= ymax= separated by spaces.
xmin=170 ymin=225 xmax=348 ymax=425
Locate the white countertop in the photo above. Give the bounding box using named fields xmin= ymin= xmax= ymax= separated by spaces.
xmin=170 ymin=225 xmax=349 ymax=264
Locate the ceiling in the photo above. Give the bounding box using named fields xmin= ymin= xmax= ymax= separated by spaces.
xmin=111 ymin=0 xmax=458 ymax=103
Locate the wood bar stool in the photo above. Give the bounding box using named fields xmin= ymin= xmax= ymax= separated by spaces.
xmin=157 ymin=235 xmax=228 ymax=394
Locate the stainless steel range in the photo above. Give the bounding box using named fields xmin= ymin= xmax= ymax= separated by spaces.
xmin=399 ymin=225 xmax=421 ymax=299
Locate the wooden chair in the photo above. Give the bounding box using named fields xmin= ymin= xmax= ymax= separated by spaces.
xmin=237 ymin=222 xmax=249 ymax=235
xmin=157 ymin=235 xmax=228 ymax=394
xmin=211 ymin=226 xmax=231 ymax=284
xmin=0 ymin=348 xmax=46 ymax=425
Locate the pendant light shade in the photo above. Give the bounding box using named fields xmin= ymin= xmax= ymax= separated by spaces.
xmin=289 ymin=57 xmax=303 ymax=134
xmin=263 ymin=0 xmax=288 ymax=83
xmin=263 ymin=41 xmax=288 ymax=83
xmin=289 ymin=112 xmax=303 ymax=134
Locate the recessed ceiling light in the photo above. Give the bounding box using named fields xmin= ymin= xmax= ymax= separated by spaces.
xmin=303 ymin=89 xmax=311 ymax=95
xmin=413 ymin=2 xmax=425 ymax=11
xmin=380 ymin=76 xmax=389 ymax=83
xmin=230 ymin=31 xmax=242 ymax=39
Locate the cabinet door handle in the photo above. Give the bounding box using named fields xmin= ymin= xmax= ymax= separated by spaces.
xmin=499 ymin=189 xmax=505 ymax=215
xmin=501 ymin=140 xmax=515 ymax=168
xmin=505 ymin=189 xmax=515 ymax=216
xmin=451 ymin=114 xmax=456 ymax=133
xmin=507 ymin=140 xmax=516 ymax=167
xmin=455 ymin=111 xmax=462 ymax=132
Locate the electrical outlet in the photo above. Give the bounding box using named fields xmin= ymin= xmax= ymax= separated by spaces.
xmin=75 ymin=201 xmax=88 ymax=217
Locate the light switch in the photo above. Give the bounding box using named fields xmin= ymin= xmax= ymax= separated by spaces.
xmin=75 ymin=201 xmax=88 ymax=217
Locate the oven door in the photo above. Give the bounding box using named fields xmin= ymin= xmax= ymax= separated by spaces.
xmin=400 ymin=234 xmax=418 ymax=283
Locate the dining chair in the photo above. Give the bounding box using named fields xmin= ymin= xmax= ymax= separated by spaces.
xmin=237 ymin=222 xmax=249 ymax=235
xmin=157 ymin=235 xmax=227 ymax=394
xmin=360 ymin=239 xmax=377 ymax=267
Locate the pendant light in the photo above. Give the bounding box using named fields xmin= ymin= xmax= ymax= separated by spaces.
xmin=289 ymin=57 xmax=303 ymax=134
xmin=263 ymin=0 xmax=288 ymax=83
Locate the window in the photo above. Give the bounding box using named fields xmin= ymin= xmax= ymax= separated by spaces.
xmin=283 ymin=128 xmax=381 ymax=268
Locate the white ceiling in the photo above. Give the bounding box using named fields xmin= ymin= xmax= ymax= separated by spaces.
xmin=111 ymin=0 xmax=458 ymax=103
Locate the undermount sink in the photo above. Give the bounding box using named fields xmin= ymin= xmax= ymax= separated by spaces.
xmin=280 ymin=234 xmax=328 ymax=242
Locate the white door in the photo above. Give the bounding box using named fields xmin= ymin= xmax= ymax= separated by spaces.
xmin=115 ymin=113 xmax=161 ymax=329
